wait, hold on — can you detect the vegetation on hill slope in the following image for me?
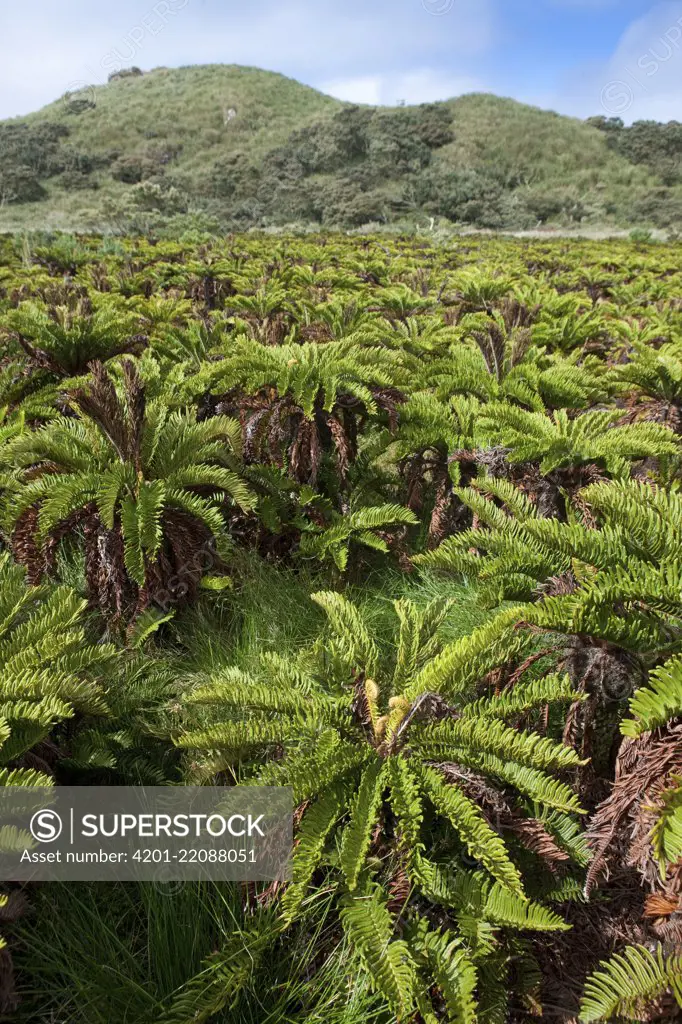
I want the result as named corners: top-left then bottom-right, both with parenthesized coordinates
top-left (1, 64), bottom-right (681, 234)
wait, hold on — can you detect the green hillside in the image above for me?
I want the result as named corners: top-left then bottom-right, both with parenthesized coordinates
top-left (0, 63), bottom-right (680, 233)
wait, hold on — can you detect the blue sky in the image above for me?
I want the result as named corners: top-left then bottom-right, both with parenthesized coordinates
top-left (1, 0), bottom-right (681, 121)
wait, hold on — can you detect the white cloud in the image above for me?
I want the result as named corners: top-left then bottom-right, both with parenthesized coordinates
top-left (559, 1), bottom-right (682, 121)
top-left (319, 69), bottom-right (485, 106)
top-left (0, 0), bottom-right (497, 120)
top-left (320, 77), bottom-right (384, 106)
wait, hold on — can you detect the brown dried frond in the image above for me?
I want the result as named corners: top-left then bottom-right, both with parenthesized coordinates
top-left (43, 507), bottom-right (93, 575)
top-left (562, 696), bottom-right (589, 753)
top-left (267, 397), bottom-right (297, 469)
top-left (145, 507), bottom-right (218, 611)
top-left (448, 448), bottom-right (478, 466)
top-left (83, 515), bottom-right (134, 624)
top-left (0, 947), bottom-right (18, 1015)
top-left (326, 414), bottom-right (353, 484)
top-left (531, 881), bottom-right (651, 1023)
top-left (549, 462), bottom-right (606, 498)
top-left (472, 445), bottom-right (512, 476)
top-left (448, 765), bottom-right (571, 871)
top-left (427, 476), bottom-right (453, 547)
top-left (510, 818), bottom-right (570, 869)
top-left (256, 879), bottom-right (283, 907)
top-left (644, 893), bottom-right (680, 918)
top-left (290, 418), bottom-right (322, 486)
top-left (15, 334), bottom-right (63, 376)
top-left (70, 360), bottom-right (129, 461)
top-left (351, 676), bottom-right (373, 733)
top-left (404, 456), bottom-right (426, 513)
top-left (0, 892), bottom-right (28, 924)
top-left (450, 766), bottom-right (511, 813)
top-left (373, 386), bottom-right (406, 433)
top-left (264, 313), bottom-right (290, 346)
top-left (387, 864), bottom-right (411, 916)
top-left (497, 296), bottom-right (541, 333)
top-left (122, 358), bottom-right (146, 468)
top-left (619, 394), bottom-right (682, 434)
top-left (12, 506), bottom-right (46, 583)
top-left (572, 491), bottom-right (599, 529)
top-left (472, 322), bottom-right (507, 381)
top-left (586, 724), bottom-right (682, 898)
top-left (506, 648), bottom-right (564, 689)
top-left (297, 323), bottom-right (333, 344)
top-left (509, 326), bottom-right (533, 368)
top-left (243, 407), bottom-right (272, 463)
top-left (534, 572), bottom-right (579, 598)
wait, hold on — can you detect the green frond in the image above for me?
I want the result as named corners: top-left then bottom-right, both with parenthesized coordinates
top-left (35, 472), bottom-right (100, 540)
top-left (579, 944), bottom-right (682, 1023)
top-left (462, 673), bottom-right (583, 720)
top-left (162, 918), bottom-right (277, 1024)
top-left (311, 591), bottom-right (379, 677)
top-left (420, 765), bottom-right (526, 896)
top-left (95, 463), bottom-right (135, 529)
top-left (393, 597), bottom-right (452, 690)
top-left (622, 654), bottom-right (682, 737)
top-left (0, 766), bottom-right (53, 787)
top-left (256, 733), bottom-right (371, 804)
top-left (415, 716), bottom-right (584, 773)
top-left (462, 753), bottom-right (585, 815)
top-left (339, 758), bottom-right (386, 890)
top-left (186, 668), bottom-right (329, 721)
top-left (483, 883), bottom-right (571, 932)
top-left (387, 755), bottom-right (425, 859)
top-left (281, 782), bottom-right (351, 924)
top-left (340, 891), bottom-right (418, 1019)
top-left (174, 720), bottom-right (294, 756)
top-left (649, 780), bottom-right (682, 878)
top-left (136, 479), bottom-right (167, 557)
top-left (406, 606), bottom-right (530, 699)
top-left (412, 922), bottom-right (478, 1024)
top-left (121, 494), bottom-right (146, 586)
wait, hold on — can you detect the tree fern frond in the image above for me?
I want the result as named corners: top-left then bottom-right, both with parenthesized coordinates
top-left (421, 765), bottom-right (526, 896)
top-left (311, 591), bottom-right (379, 677)
top-left (340, 891), bottom-right (418, 1019)
top-left (282, 782), bottom-right (351, 924)
top-left (339, 758), bottom-right (386, 890)
top-left (483, 883), bottom-right (571, 932)
top-left (579, 944), bottom-right (682, 1023)
top-left (622, 654), bottom-right (682, 737)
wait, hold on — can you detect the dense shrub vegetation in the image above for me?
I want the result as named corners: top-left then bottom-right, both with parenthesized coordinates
top-left (0, 230), bottom-right (681, 1022)
top-left (1, 65), bottom-right (681, 234)
top-left (587, 117), bottom-right (682, 185)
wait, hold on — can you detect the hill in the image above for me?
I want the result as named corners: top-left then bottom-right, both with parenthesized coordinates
top-left (0, 63), bottom-right (680, 234)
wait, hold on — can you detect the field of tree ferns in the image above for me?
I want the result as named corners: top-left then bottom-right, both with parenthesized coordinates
top-left (0, 230), bottom-right (681, 1024)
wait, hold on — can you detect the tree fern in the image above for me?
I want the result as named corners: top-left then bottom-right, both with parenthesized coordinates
top-left (177, 592), bottom-right (584, 1018)
top-left (1, 360), bottom-right (253, 625)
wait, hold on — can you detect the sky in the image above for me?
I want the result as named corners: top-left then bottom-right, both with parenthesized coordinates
top-left (1, 0), bottom-right (681, 122)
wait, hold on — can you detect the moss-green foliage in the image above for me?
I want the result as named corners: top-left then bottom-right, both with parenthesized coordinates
top-left (1, 65), bottom-right (680, 232)
top-left (0, 231), bottom-right (681, 1021)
